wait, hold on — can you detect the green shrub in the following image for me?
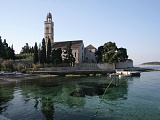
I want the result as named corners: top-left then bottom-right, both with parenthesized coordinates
top-left (17, 63), bottom-right (23, 72)
top-left (32, 64), bottom-right (40, 71)
top-left (0, 63), bottom-right (2, 71)
top-left (2, 60), bottom-right (14, 72)
top-left (21, 69), bottom-right (26, 73)
top-left (15, 53), bottom-right (33, 60)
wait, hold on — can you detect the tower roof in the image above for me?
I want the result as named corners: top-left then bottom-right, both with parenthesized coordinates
top-left (47, 12), bottom-right (52, 19)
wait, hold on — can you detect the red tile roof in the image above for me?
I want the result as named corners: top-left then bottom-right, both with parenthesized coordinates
top-left (85, 44), bottom-right (96, 49)
top-left (52, 40), bottom-right (83, 49)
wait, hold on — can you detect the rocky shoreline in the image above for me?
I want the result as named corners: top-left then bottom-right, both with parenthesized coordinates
top-left (0, 67), bottom-right (158, 83)
top-left (0, 74), bottom-right (57, 83)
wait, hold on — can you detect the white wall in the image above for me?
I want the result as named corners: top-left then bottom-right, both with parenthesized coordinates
top-left (77, 43), bottom-right (84, 63)
top-left (84, 48), bottom-right (96, 63)
top-left (72, 49), bottom-right (78, 63)
top-left (60, 43), bottom-right (84, 64)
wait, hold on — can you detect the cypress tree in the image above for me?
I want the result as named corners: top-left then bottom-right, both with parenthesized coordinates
top-left (2, 39), bottom-right (8, 59)
top-left (46, 38), bottom-right (51, 64)
top-left (33, 42), bottom-right (39, 64)
top-left (38, 49), bottom-right (42, 64)
top-left (0, 36), bottom-right (3, 58)
top-left (41, 38), bottom-right (46, 64)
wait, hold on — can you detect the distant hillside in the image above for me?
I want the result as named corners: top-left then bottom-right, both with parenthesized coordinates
top-left (141, 62), bottom-right (160, 65)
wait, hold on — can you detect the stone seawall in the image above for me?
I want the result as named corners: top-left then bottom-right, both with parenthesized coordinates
top-left (32, 70), bottom-right (115, 75)
top-left (43, 63), bottom-right (117, 71)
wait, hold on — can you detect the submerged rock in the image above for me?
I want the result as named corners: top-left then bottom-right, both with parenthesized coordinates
top-left (78, 82), bottom-right (116, 88)
top-left (0, 115), bottom-right (11, 120)
top-left (70, 88), bottom-right (105, 97)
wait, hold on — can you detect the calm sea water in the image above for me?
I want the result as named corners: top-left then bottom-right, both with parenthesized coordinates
top-left (0, 70), bottom-right (160, 120)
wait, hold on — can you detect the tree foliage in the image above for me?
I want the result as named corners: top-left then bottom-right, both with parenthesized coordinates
top-left (46, 38), bottom-right (51, 64)
top-left (32, 64), bottom-right (40, 71)
top-left (63, 41), bottom-right (75, 66)
top-left (95, 41), bottom-right (128, 64)
top-left (0, 36), bottom-right (15, 60)
top-left (17, 43), bottom-right (34, 60)
top-left (15, 53), bottom-right (33, 60)
top-left (40, 38), bottom-right (46, 64)
top-left (95, 46), bottom-right (103, 63)
top-left (20, 43), bottom-right (34, 54)
top-left (33, 42), bottom-right (39, 64)
top-left (51, 48), bottom-right (62, 65)
top-left (116, 48), bottom-right (128, 62)
top-left (103, 42), bottom-right (117, 52)
top-left (0, 62), bottom-right (2, 71)
top-left (17, 63), bottom-right (23, 72)
top-left (1, 60), bottom-right (14, 71)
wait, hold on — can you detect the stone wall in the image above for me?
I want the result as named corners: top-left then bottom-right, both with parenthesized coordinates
top-left (44, 63), bottom-right (100, 71)
top-left (44, 66), bottom-right (77, 71)
top-left (43, 63), bottom-right (116, 71)
top-left (76, 63), bottom-right (100, 70)
top-left (97, 63), bottom-right (115, 70)
top-left (115, 59), bottom-right (133, 69)
top-left (0, 59), bottom-right (133, 71)
top-left (0, 60), bottom-right (33, 68)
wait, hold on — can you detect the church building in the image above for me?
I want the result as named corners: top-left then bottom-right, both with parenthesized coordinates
top-left (44, 13), bottom-right (54, 45)
top-left (44, 13), bottom-right (96, 63)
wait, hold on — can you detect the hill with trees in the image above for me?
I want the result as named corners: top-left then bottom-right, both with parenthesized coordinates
top-left (141, 62), bottom-right (160, 65)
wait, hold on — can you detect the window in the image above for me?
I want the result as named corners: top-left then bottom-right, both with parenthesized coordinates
top-left (75, 52), bottom-right (76, 57)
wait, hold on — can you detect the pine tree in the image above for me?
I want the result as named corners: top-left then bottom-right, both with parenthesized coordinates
top-left (63, 41), bottom-right (75, 66)
top-left (0, 36), bottom-right (15, 60)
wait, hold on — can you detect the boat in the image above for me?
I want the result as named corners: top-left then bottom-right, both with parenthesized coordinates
top-left (129, 71), bottom-right (141, 77)
top-left (15, 72), bottom-right (22, 75)
top-left (1, 71), bottom-right (15, 75)
top-left (119, 74), bottom-right (131, 78)
top-left (116, 70), bottom-right (141, 77)
top-left (109, 73), bottom-right (119, 78)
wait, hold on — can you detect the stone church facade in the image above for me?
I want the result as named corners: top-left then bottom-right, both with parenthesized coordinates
top-left (52, 40), bottom-right (84, 63)
top-left (44, 13), bottom-right (96, 63)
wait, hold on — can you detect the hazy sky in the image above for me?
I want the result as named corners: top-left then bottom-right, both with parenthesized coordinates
top-left (0, 0), bottom-right (160, 65)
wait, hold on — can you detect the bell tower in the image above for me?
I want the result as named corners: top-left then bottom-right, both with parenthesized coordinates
top-left (44, 12), bottom-right (54, 44)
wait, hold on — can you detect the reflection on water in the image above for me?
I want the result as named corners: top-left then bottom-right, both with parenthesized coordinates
top-left (0, 72), bottom-right (160, 120)
top-left (0, 83), bottom-right (15, 113)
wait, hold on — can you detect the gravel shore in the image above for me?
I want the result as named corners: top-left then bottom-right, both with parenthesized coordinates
top-left (0, 74), bottom-right (55, 83)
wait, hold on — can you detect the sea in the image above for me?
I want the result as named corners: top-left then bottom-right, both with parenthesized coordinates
top-left (0, 65), bottom-right (160, 120)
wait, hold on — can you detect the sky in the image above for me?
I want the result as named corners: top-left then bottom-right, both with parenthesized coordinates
top-left (0, 0), bottom-right (160, 65)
